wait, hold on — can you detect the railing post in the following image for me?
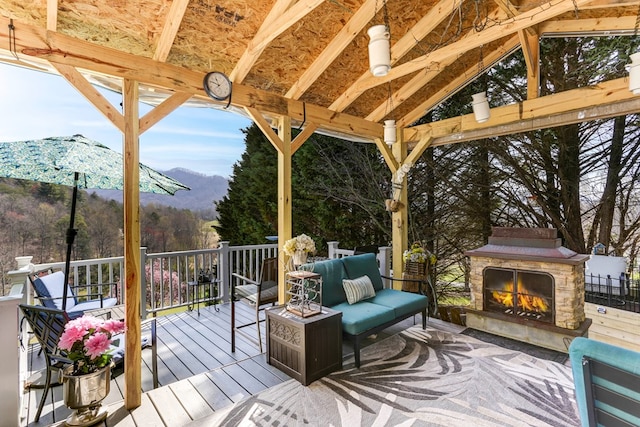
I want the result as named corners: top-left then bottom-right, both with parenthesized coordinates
top-left (140, 247), bottom-right (148, 320)
top-left (327, 241), bottom-right (339, 259)
top-left (218, 241), bottom-right (230, 302)
top-left (378, 246), bottom-right (392, 287)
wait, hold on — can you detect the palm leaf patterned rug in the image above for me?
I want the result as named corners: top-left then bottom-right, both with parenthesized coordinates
top-left (205, 326), bottom-right (579, 426)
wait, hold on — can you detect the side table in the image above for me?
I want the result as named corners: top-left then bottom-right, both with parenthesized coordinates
top-left (187, 278), bottom-right (220, 315)
top-left (266, 305), bottom-right (342, 385)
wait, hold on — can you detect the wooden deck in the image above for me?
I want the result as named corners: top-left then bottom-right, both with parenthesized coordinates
top-left (23, 303), bottom-right (461, 426)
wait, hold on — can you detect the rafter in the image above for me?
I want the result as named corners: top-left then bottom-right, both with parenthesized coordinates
top-left (538, 15), bottom-right (639, 34)
top-left (230, 0), bottom-right (324, 83)
top-left (153, 0), bottom-right (190, 62)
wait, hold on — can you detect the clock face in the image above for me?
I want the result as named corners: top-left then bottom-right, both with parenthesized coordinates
top-left (203, 72), bottom-right (232, 101)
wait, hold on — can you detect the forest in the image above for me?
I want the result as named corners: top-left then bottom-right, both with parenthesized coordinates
top-left (0, 178), bottom-right (219, 277)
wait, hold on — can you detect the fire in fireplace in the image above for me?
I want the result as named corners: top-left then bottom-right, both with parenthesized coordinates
top-left (483, 267), bottom-right (554, 323)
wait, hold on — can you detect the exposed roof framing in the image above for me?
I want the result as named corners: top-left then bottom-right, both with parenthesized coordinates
top-left (0, 0), bottom-right (639, 141)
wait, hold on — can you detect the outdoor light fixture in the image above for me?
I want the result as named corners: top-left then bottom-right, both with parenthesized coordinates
top-left (384, 120), bottom-right (396, 146)
top-left (368, 25), bottom-right (391, 77)
top-left (628, 52), bottom-right (640, 94)
top-left (471, 91), bottom-right (490, 123)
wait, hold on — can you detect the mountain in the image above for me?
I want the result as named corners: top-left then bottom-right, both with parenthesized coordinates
top-left (90, 168), bottom-right (228, 216)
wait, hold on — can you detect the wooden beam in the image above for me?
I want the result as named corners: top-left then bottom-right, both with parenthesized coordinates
top-left (244, 107), bottom-right (284, 152)
top-left (519, 29), bottom-right (540, 100)
top-left (52, 63), bottom-right (125, 133)
top-left (139, 91), bottom-right (192, 134)
top-left (291, 123), bottom-right (318, 154)
top-left (231, 0), bottom-right (323, 83)
top-left (122, 79), bottom-right (142, 410)
top-left (0, 16), bottom-right (380, 141)
top-left (277, 116), bottom-right (293, 304)
top-left (404, 78), bottom-right (639, 145)
top-left (376, 137), bottom-right (400, 172)
top-left (538, 16), bottom-right (639, 34)
top-left (152, 0), bottom-right (190, 62)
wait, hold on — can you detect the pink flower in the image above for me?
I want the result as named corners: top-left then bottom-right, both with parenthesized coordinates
top-left (102, 319), bottom-right (126, 335)
top-left (84, 332), bottom-right (112, 359)
top-left (59, 327), bottom-right (86, 351)
top-left (57, 315), bottom-right (126, 374)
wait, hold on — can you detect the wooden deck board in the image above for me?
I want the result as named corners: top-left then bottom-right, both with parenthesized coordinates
top-left (23, 303), bottom-right (442, 426)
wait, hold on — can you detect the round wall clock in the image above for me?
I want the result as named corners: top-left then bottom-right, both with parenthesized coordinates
top-left (203, 71), bottom-right (232, 101)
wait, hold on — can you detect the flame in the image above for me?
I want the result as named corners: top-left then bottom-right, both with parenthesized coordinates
top-left (491, 280), bottom-right (549, 314)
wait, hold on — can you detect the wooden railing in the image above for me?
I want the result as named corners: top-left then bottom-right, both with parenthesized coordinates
top-left (14, 241), bottom-right (391, 318)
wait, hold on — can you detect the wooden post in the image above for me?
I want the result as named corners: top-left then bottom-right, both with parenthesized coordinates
top-left (122, 79), bottom-right (142, 409)
top-left (391, 127), bottom-right (408, 287)
top-left (277, 116), bottom-right (292, 304)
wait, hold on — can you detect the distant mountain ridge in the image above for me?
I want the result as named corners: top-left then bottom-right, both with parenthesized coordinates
top-left (91, 168), bottom-right (228, 216)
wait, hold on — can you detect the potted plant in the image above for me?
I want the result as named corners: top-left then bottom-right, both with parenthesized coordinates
top-left (283, 234), bottom-right (316, 267)
top-left (402, 242), bottom-right (436, 293)
top-left (58, 315), bottom-right (126, 426)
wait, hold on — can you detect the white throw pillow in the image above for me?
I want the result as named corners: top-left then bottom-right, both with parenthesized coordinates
top-left (342, 275), bottom-right (376, 304)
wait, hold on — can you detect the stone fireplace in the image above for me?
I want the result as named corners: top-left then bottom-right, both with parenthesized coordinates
top-left (465, 227), bottom-right (591, 353)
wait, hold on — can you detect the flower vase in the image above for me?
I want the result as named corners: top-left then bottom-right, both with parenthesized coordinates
top-left (292, 250), bottom-right (308, 267)
top-left (62, 364), bottom-right (111, 426)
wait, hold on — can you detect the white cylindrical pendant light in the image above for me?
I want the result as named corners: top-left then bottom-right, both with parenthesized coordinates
top-left (368, 25), bottom-right (391, 77)
top-left (384, 119), bottom-right (396, 146)
top-left (472, 91), bottom-right (490, 123)
top-left (628, 52), bottom-right (640, 95)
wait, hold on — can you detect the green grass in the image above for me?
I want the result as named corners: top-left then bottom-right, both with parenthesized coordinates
top-left (438, 294), bottom-right (471, 306)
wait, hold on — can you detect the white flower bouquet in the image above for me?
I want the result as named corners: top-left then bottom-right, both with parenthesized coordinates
top-left (283, 234), bottom-right (316, 256)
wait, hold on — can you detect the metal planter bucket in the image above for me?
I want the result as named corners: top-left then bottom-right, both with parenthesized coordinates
top-left (62, 364), bottom-right (111, 426)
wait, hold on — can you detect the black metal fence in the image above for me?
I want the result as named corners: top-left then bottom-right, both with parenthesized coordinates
top-left (585, 270), bottom-right (640, 313)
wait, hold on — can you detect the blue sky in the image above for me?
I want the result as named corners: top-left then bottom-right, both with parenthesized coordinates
top-left (0, 63), bottom-right (251, 177)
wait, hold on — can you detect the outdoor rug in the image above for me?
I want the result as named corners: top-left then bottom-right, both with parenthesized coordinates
top-left (203, 326), bottom-right (580, 426)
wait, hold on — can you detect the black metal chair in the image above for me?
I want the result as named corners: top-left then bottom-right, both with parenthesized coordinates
top-left (19, 304), bottom-right (72, 422)
top-left (231, 257), bottom-right (279, 353)
top-left (29, 270), bottom-right (119, 319)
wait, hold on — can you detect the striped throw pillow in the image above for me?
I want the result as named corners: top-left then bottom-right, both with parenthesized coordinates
top-left (342, 275), bottom-right (376, 304)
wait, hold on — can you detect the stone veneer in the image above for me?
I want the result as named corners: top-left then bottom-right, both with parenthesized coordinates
top-left (469, 255), bottom-right (586, 330)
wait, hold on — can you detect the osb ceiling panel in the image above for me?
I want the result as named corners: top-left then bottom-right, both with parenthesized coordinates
top-left (174, 0), bottom-right (274, 74)
top-left (244, 0), bottom-right (365, 96)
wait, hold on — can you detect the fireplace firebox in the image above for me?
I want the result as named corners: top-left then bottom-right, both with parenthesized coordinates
top-left (483, 267), bottom-right (554, 324)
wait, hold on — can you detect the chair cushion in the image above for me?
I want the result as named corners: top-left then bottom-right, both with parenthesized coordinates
top-left (369, 289), bottom-right (428, 318)
top-left (342, 253), bottom-right (384, 291)
top-left (300, 258), bottom-right (349, 307)
top-left (331, 301), bottom-right (395, 336)
top-left (342, 275), bottom-right (376, 304)
top-left (33, 271), bottom-right (76, 310)
top-left (66, 298), bottom-right (119, 319)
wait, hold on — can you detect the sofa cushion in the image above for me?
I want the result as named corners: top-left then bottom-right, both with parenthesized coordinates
top-left (300, 258), bottom-right (349, 307)
top-left (343, 275), bottom-right (376, 304)
top-left (341, 253), bottom-right (384, 291)
top-left (332, 301), bottom-right (396, 336)
top-left (370, 289), bottom-right (428, 318)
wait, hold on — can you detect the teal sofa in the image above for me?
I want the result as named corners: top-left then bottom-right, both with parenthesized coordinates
top-left (301, 253), bottom-right (428, 368)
